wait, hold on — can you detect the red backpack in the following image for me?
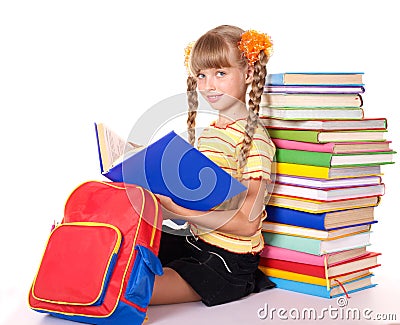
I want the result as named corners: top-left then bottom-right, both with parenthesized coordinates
top-left (28, 181), bottom-right (163, 324)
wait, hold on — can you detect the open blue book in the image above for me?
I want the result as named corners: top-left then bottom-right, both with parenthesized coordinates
top-left (95, 123), bottom-right (247, 211)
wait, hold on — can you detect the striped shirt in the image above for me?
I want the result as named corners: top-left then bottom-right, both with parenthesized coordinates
top-left (191, 118), bottom-right (276, 254)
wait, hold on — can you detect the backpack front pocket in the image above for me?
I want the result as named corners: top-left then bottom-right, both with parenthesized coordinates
top-left (31, 222), bottom-right (122, 306)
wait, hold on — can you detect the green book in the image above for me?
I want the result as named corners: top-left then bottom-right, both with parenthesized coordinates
top-left (275, 148), bottom-right (395, 167)
top-left (262, 232), bottom-right (371, 256)
top-left (267, 128), bottom-right (387, 143)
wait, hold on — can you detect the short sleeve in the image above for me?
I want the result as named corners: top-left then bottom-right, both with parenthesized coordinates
top-left (237, 126), bottom-right (275, 181)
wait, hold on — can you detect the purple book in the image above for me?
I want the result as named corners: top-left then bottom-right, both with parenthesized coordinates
top-left (264, 84), bottom-right (365, 94)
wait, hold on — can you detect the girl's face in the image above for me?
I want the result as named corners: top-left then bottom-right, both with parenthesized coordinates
top-left (196, 64), bottom-right (252, 112)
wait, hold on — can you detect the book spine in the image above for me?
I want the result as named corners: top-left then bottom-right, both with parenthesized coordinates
top-left (275, 148), bottom-right (333, 167)
top-left (267, 277), bottom-right (331, 298)
top-left (272, 139), bottom-right (335, 153)
top-left (266, 73), bottom-right (285, 85)
top-left (265, 206), bottom-right (327, 230)
top-left (272, 183), bottom-right (385, 202)
top-left (262, 232), bottom-right (321, 255)
top-left (260, 245), bottom-right (326, 265)
top-left (260, 258), bottom-right (325, 278)
top-left (259, 266), bottom-right (327, 285)
top-left (269, 275), bottom-right (375, 298)
top-left (94, 123), bottom-right (105, 174)
top-left (262, 117), bottom-right (387, 131)
top-left (268, 194), bottom-right (381, 214)
top-left (263, 85), bottom-right (366, 94)
top-left (268, 129), bottom-right (319, 143)
top-left (261, 93), bottom-right (363, 108)
top-left (274, 162), bottom-right (330, 179)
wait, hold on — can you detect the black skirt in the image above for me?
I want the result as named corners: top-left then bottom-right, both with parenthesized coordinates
top-left (158, 231), bottom-right (276, 307)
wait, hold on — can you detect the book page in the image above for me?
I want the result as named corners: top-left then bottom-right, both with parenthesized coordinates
top-left (111, 144), bottom-right (144, 168)
top-left (97, 123), bottom-right (127, 172)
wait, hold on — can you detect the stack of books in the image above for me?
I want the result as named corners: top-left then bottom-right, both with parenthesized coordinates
top-left (259, 72), bottom-right (395, 298)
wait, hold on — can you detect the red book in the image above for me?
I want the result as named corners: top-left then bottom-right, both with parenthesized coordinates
top-left (259, 251), bottom-right (381, 279)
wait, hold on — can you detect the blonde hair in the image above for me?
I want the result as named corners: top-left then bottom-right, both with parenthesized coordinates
top-left (186, 25), bottom-right (270, 179)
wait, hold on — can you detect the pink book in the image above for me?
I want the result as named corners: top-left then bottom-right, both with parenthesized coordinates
top-left (260, 245), bottom-right (369, 266)
top-left (272, 138), bottom-right (392, 154)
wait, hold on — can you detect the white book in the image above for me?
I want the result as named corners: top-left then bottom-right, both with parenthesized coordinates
top-left (274, 175), bottom-right (382, 189)
top-left (260, 107), bottom-right (364, 120)
top-left (272, 183), bottom-right (385, 201)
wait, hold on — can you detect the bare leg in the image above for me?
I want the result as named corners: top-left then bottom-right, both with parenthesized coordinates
top-left (150, 267), bottom-right (201, 305)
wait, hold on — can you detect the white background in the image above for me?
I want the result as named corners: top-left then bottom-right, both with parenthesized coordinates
top-left (0, 0), bottom-right (399, 324)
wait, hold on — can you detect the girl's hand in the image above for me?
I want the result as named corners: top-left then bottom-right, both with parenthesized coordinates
top-left (155, 194), bottom-right (183, 219)
top-left (155, 193), bottom-right (173, 208)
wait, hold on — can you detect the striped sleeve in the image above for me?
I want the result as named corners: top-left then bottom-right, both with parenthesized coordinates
top-left (238, 126), bottom-right (276, 181)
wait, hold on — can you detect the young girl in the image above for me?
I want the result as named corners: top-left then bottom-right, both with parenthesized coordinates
top-left (152, 25), bottom-right (276, 307)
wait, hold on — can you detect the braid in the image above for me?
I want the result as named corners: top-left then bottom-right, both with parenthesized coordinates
top-left (249, 51), bottom-right (268, 116)
top-left (237, 51), bottom-right (269, 178)
top-left (186, 75), bottom-right (198, 146)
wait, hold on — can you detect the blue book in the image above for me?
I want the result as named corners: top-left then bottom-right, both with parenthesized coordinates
top-left (265, 206), bottom-right (377, 230)
top-left (269, 274), bottom-right (376, 298)
top-left (95, 123), bottom-right (247, 211)
top-left (266, 72), bottom-right (364, 86)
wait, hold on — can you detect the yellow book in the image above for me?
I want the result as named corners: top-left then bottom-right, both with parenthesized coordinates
top-left (266, 194), bottom-right (381, 213)
top-left (258, 266), bottom-right (372, 287)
